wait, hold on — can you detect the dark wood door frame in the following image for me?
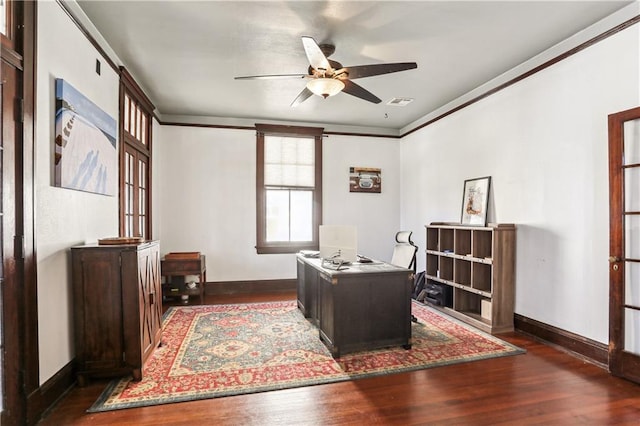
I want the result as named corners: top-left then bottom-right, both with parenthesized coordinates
top-left (1, 1), bottom-right (38, 425)
top-left (608, 105), bottom-right (640, 384)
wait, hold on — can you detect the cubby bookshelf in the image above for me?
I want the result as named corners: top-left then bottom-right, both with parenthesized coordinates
top-left (424, 222), bottom-right (516, 334)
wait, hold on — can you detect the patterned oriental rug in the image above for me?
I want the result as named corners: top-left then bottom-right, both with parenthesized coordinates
top-left (89, 300), bottom-right (524, 412)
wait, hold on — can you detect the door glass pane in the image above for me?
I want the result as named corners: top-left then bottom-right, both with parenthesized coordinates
top-left (624, 262), bottom-right (640, 307)
top-left (623, 119), bottom-right (640, 165)
top-left (141, 114), bottom-right (147, 145)
top-left (290, 190), bottom-right (312, 241)
top-left (624, 215), bottom-right (640, 259)
top-left (624, 308), bottom-right (640, 355)
top-left (124, 95), bottom-right (130, 133)
top-left (266, 189), bottom-right (289, 242)
top-left (624, 167), bottom-right (640, 212)
top-left (139, 215), bottom-right (145, 239)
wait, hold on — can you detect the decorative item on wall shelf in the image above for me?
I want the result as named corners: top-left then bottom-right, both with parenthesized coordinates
top-left (349, 167), bottom-right (381, 193)
top-left (54, 79), bottom-right (118, 196)
top-left (461, 176), bottom-right (491, 226)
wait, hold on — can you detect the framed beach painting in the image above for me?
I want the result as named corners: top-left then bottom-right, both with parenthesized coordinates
top-left (54, 79), bottom-right (117, 196)
top-left (461, 176), bottom-right (491, 226)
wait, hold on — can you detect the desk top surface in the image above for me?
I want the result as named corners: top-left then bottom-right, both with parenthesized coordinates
top-left (297, 253), bottom-right (412, 277)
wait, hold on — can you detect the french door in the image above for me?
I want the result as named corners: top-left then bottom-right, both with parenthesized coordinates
top-left (608, 106), bottom-right (640, 383)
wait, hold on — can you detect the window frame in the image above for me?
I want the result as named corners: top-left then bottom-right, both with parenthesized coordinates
top-left (256, 123), bottom-right (323, 254)
top-left (119, 67), bottom-right (154, 239)
top-left (0, 0), bottom-right (13, 45)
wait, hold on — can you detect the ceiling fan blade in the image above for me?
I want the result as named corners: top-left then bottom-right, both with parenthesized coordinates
top-left (342, 80), bottom-right (381, 104)
top-left (301, 36), bottom-right (331, 71)
top-left (290, 87), bottom-right (314, 107)
top-left (235, 74), bottom-right (309, 80)
top-left (342, 62), bottom-right (417, 80)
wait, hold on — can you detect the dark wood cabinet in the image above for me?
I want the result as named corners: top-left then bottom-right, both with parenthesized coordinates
top-left (71, 241), bottom-right (162, 385)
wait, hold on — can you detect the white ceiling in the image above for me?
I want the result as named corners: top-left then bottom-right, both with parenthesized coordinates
top-left (75, 1), bottom-right (634, 133)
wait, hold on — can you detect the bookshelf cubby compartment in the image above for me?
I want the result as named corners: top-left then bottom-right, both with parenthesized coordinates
top-left (440, 228), bottom-right (454, 252)
top-left (454, 228), bottom-right (471, 256)
top-left (426, 228), bottom-right (439, 251)
top-left (439, 256), bottom-right (454, 281)
top-left (472, 262), bottom-right (492, 293)
top-left (473, 229), bottom-right (493, 259)
top-left (424, 222), bottom-right (516, 334)
top-left (454, 259), bottom-right (471, 286)
top-left (454, 289), bottom-right (482, 317)
top-left (426, 254), bottom-right (438, 277)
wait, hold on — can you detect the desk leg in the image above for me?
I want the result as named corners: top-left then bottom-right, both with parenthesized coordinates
top-left (199, 270), bottom-right (206, 304)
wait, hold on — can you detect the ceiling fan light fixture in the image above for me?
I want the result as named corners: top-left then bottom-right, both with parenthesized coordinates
top-left (306, 78), bottom-right (345, 98)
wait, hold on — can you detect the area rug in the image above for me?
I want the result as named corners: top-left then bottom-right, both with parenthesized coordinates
top-left (88, 300), bottom-right (524, 412)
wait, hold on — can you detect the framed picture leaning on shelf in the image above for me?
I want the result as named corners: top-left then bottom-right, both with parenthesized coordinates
top-left (461, 176), bottom-right (491, 226)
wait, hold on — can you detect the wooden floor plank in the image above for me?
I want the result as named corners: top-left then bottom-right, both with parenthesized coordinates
top-left (37, 292), bottom-right (640, 425)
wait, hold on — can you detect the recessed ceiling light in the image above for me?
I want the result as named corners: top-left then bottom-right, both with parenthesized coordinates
top-left (386, 97), bottom-right (414, 106)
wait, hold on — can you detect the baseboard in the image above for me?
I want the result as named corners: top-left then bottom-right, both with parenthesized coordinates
top-left (26, 360), bottom-right (75, 425)
top-left (514, 314), bottom-right (609, 368)
top-left (205, 279), bottom-right (296, 295)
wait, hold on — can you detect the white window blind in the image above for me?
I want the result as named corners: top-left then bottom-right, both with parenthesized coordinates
top-left (264, 136), bottom-right (315, 187)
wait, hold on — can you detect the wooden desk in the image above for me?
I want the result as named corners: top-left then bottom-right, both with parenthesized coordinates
top-left (161, 253), bottom-right (206, 304)
top-left (296, 254), bottom-right (413, 357)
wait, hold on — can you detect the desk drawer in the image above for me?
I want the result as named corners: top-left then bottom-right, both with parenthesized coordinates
top-left (161, 259), bottom-right (203, 274)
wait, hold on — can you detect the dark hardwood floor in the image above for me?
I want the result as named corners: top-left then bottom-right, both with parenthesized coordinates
top-left (38, 292), bottom-right (640, 425)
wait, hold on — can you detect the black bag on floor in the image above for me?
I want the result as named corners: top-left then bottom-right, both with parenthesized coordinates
top-left (412, 271), bottom-right (426, 300)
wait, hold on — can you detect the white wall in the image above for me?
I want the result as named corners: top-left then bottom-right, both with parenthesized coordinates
top-left (323, 135), bottom-right (402, 262)
top-left (155, 127), bottom-right (402, 281)
top-left (400, 25), bottom-right (640, 344)
top-left (36, 1), bottom-right (120, 384)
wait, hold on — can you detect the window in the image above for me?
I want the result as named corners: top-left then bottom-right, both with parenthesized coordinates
top-left (1, 0), bottom-right (7, 36)
top-left (256, 124), bottom-right (323, 254)
top-left (0, 0), bottom-right (14, 49)
top-left (119, 67), bottom-right (154, 239)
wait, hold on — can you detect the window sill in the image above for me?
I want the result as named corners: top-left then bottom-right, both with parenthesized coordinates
top-left (256, 244), bottom-right (318, 255)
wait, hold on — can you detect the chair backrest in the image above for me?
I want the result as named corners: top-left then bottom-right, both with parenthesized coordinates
top-left (390, 231), bottom-right (417, 272)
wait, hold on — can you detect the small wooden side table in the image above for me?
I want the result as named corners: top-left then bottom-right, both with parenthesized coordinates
top-left (161, 252), bottom-right (206, 304)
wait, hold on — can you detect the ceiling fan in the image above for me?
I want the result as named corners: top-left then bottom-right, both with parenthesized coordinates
top-left (234, 36), bottom-right (418, 107)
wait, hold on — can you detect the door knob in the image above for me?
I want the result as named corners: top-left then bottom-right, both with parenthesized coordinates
top-left (608, 256), bottom-right (620, 263)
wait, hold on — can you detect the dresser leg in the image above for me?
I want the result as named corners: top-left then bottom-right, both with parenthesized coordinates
top-left (132, 368), bottom-right (142, 381)
top-left (77, 374), bottom-right (88, 387)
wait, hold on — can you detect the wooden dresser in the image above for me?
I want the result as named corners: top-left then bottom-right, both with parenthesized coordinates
top-left (71, 241), bottom-right (162, 385)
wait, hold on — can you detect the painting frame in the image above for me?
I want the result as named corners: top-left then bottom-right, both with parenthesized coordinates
top-left (460, 176), bottom-right (491, 226)
top-left (349, 167), bottom-right (381, 193)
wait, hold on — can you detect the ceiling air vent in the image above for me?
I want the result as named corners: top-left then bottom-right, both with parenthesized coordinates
top-left (386, 97), bottom-right (414, 106)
